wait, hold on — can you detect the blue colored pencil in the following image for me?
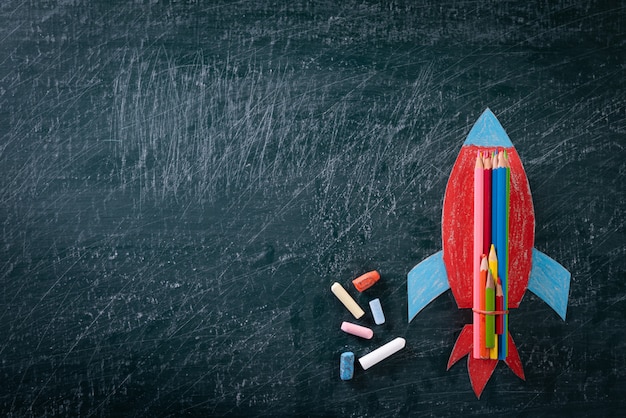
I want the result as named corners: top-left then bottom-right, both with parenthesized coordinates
top-left (496, 152), bottom-right (508, 359)
top-left (491, 150), bottom-right (498, 248)
top-left (503, 150), bottom-right (511, 358)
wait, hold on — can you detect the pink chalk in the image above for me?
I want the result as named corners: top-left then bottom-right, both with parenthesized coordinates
top-left (341, 321), bottom-right (374, 339)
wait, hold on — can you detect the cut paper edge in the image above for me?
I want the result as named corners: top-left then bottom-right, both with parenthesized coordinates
top-left (528, 248), bottom-right (571, 320)
top-left (468, 353), bottom-right (498, 398)
top-left (463, 108), bottom-right (514, 148)
top-left (407, 251), bottom-right (450, 322)
top-left (504, 332), bottom-right (525, 381)
top-left (447, 324), bottom-right (473, 370)
top-left (448, 326), bottom-right (525, 397)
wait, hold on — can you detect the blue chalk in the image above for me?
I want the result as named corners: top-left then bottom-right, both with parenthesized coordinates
top-left (340, 352), bottom-right (355, 380)
top-left (369, 298), bottom-right (385, 325)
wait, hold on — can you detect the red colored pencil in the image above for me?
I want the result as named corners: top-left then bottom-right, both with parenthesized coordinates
top-left (495, 277), bottom-right (503, 335)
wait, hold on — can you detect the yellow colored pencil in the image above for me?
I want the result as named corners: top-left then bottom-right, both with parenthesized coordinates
top-left (488, 244), bottom-right (498, 282)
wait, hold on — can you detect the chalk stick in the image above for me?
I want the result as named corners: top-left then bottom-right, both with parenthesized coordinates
top-left (340, 352), bottom-right (355, 380)
top-left (358, 337), bottom-right (406, 370)
top-left (369, 298), bottom-right (385, 325)
top-left (330, 282), bottom-right (365, 319)
top-left (352, 270), bottom-right (380, 292)
top-left (341, 321), bottom-right (374, 339)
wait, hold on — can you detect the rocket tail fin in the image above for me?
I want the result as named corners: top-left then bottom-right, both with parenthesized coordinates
top-left (447, 324), bottom-right (497, 398)
top-left (448, 326), bottom-right (525, 398)
top-left (407, 251), bottom-right (450, 322)
top-left (447, 324), bottom-right (473, 370)
top-left (504, 332), bottom-right (525, 381)
top-left (528, 248), bottom-right (571, 320)
top-left (467, 352), bottom-right (498, 398)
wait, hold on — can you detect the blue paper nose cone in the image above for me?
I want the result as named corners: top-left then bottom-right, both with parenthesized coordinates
top-left (463, 108), bottom-right (514, 148)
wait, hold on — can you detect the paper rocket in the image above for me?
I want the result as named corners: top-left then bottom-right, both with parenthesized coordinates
top-left (407, 108), bottom-right (571, 397)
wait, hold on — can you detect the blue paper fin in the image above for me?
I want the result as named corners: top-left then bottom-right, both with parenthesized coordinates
top-left (408, 251), bottom-right (450, 322)
top-left (527, 248), bottom-right (571, 320)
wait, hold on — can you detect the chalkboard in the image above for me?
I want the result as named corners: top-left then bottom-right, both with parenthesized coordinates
top-left (1, 1), bottom-right (624, 416)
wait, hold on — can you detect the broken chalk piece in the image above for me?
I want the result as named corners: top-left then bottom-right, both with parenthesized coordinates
top-left (341, 321), bottom-right (374, 339)
top-left (331, 282), bottom-right (365, 319)
top-left (352, 270), bottom-right (381, 292)
top-left (358, 337), bottom-right (406, 370)
top-left (369, 298), bottom-right (385, 325)
top-left (340, 351), bottom-right (355, 380)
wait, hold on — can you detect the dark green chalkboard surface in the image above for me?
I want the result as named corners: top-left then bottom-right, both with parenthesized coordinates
top-left (1, 1), bottom-right (624, 416)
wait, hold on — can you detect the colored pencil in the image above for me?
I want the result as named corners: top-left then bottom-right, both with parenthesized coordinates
top-left (482, 152), bottom-right (492, 257)
top-left (496, 151), bottom-right (508, 360)
top-left (491, 150), bottom-right (499, 248)
top-left (490, 330), bottom-right (499, 360)
top-left (487, 244), bottom-right (498, 356)
top-left (479, 255), bottom-right (489, 358)
top-left (488, 244), bottom-right (498, 283)
top-left (485, 269), bottom-right (495, 349)
top-left (503, 151), bottom-right (511, 357)
top-left (472, 153), bottom-right (484, 359)
top-left (495, 277), bottom-right (503, 335)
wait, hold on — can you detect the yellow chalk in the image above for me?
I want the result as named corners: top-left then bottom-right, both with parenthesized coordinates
top-left (331, 282), bottom-right (365, 319)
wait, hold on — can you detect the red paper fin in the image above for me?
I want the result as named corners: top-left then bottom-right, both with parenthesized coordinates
top-left (467, 355), bottom-right (498, 398)
top-left (504, 332), bottom-right (525, 381)
top-left (447, 325), bottom-right (473, 370)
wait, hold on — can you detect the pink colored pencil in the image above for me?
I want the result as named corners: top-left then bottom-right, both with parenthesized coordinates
top-left (472, 152), bottom-right (484, 359)
top-left (481, 151), bottom-right (492, 359)
top-left (482, 151), bottom-right (492, 256)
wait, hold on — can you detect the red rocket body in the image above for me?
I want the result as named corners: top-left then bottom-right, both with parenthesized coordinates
top-left (442, 146), bottom-right (533, 310)
top-left (407, 109), bottom-right (571, 398)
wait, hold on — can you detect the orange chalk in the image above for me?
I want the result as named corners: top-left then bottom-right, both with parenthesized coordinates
top-left (352, 271), bottom-right (381, 292)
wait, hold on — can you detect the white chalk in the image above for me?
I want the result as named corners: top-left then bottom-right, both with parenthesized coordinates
top-left (369, 298), bottom-right (385, 325)
top-left (330, 282), bottom-right (365, 319)
top-left (358, 337), bottom-right (406, 370)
